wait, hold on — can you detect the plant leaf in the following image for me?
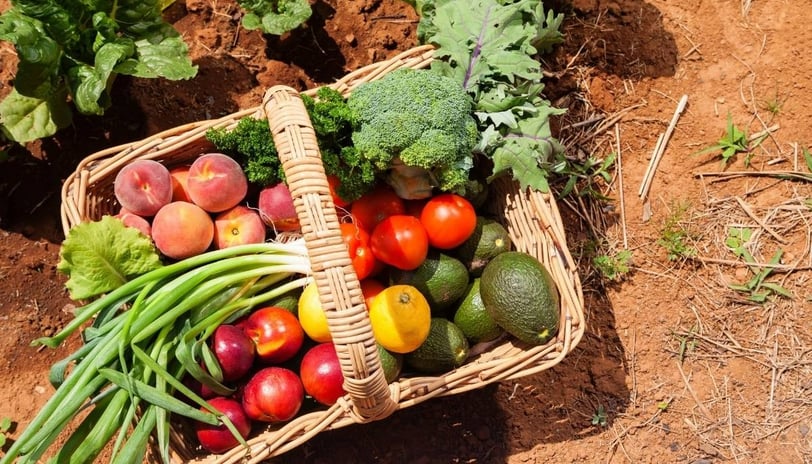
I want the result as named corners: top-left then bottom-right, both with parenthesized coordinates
top-left (57, 216), bottom-right (163, 301)
top-left (0, 88), bottom-right (72, 142)
top-left (238, 0), bottom-right (313, 35)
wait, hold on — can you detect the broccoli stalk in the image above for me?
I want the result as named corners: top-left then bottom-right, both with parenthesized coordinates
top-left (347, 68), bottom-right (480, 199)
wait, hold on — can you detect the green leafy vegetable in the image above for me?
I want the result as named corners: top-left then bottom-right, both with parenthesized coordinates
top-left (57, 216), bottom-right (163, 300)
top-left (303, 87), bottom-right (377, 202)
top-left (0, 0), bottom-right (197, 143)
top-left (206, 117), bottom-right (285, 187)
top-left (414, 0), bottom-right (567, 192)
top-left (347, 68), bottom-right (479, 198)
top-left (238, 0), bottom-right (312, 35)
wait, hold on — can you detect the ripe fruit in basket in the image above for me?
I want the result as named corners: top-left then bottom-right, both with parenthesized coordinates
top-left (195, 397), bottom-right (252, 454)
top-left (213, 205), bottom-right (266, 249)
top-left (242, 367), bottom-right (304, 423)
top-left (113, 159), bottom-right (173, 217)
top-left (151, 201), bottom-right (214, 260)
top-left (115, 208), bottom-right (152, 237)
top-left (420, 193), bottom-right (477, 249)
top-left (186, 153), bottom-right (248, 213)
top-left (368, 284), bottom-right (431, 354)
top-left (389, 251), bottom-right (469, 316)
top-left (258, 182), bottom-right (300, 232)
top-left (297, 281), bottom-right (331, 343)
top-left (450, 216), bottom-right (512, 277)
top-left (340, 222), bottom-right (377, 280)
top-left (360, 278), bottom-right (385, 310)
top-left (370, 215), bottom-right (429, 271)
top-left (377, 343), bottom-right (403, 383)
top-left (452, 278), bottom-right (504, 344)
top-left (169, 165), bottom-right (193, 202)
top-left (300, 342), bottom-right (345, 406)
top-left (350, 185), bottom-right (405, 231)
top-left (404, 318), bottom-right (469, 374)
top-left (480, 251), bottom-right (560, 346)
top-left (242, 306), bottom-right (305, 364)
top-left (212, 324), bottom-right (256, 382)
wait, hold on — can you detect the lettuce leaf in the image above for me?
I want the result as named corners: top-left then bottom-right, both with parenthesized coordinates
top-left (57, 216), bottom-right (163, 301)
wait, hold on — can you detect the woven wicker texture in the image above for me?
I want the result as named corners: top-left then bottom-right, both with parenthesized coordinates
top-left (59, 45), bottom-right (585, 463)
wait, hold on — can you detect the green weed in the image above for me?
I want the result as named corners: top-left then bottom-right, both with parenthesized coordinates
top-left (593, 249), bottom-right (633, 282)
top-left (725, 227), bottom-right (793, 303)
top-left (591, 405), bottom-right (608, 427)
top-left (557, 151), bottom-right (616, 200)
top-left (657, 202), bottom-right (696, 261)
top-left (694, 114), bottom-right (767, 167)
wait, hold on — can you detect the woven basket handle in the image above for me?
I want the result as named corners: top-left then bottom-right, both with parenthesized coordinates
top-left (262, 86), bottom-right (397, 422)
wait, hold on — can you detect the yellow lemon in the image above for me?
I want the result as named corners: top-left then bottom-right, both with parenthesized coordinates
top-left (368, 285), bottom-right (431, 354)
top-left (298, 281), bottom-right (332, 343)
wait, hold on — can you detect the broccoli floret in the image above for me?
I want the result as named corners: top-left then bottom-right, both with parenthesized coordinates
top-left (348, 68), bottom-right (479, 198)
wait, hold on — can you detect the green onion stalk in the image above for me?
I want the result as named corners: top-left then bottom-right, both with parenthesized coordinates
top-left (1, 241), bottom-right (312, 464)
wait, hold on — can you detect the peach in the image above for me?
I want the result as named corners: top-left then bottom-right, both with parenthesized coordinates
top-left (151, 201), bottom-right (214, 260)
top-left (169, 165), bottom-right (193, 202)
top-left (115, 208), bottom-right (152, 237)
top-left (186, 153), bottom-right (248, 213)
top-left (113, 159), bottom-right (173, 216)
top-left (213, 206), bottom-right (266, 249)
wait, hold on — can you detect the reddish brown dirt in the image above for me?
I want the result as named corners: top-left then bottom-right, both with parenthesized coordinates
top-left (2, 0), bottom-right (811, 463)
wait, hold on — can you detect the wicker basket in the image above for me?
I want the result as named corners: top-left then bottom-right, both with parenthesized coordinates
top-left (60, 45), bottom-right (585, 463)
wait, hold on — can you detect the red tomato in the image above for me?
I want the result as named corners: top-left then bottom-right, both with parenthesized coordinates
top-left (326, 175), bottom-right (351, 209)
top-left (339, 222), bottom-right (377, 280)
top-left (350, 186), bottom-right (406, 232)
top-left (370, 215), bottom-right (429, 270)
top-left (420, 193), bottom-right (477, 249)
top-left (359, 278), bottom-right (386, 310)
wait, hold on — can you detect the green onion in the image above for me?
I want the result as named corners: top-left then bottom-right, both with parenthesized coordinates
top-left (1, 240), bottom-right (312, 464)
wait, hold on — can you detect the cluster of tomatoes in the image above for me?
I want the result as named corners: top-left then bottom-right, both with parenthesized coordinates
top-left (329, 177), bottom-right (479, 276)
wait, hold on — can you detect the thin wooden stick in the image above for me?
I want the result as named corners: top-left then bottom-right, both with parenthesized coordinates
top-left (615, 123), bottom-right (629, 249)
top-left (734, 197), bottom-right (788, 244)
top-left (639, 94), bottom-right (689, 200)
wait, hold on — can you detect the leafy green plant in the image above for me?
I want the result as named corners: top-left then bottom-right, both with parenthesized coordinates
top-left (414, 0), bottom-right (567, 193)
top-left (591, 405), bottom-right (608, 427)
top-left (0, 0), bottom-right (316, 144)
top-left (237, 0), bottom-right (312, 36)
top-left (725, 227), bottom-right (793, 303)
top-left (558, 151), bottom-right (616, 200)
top-left (693, 114), bottom-right (767, 167)
top-left (656, 202), bottom-right (696, 261)
top-left (0, 0), bottom-right (198, 143)
top-left (593, 249), bottom-right (632, 282)
top-left (0, 417), bottom-right (13, 451)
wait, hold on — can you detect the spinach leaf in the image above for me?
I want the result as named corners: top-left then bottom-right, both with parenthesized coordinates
top-left (0, 0), bottom-right (197, 143)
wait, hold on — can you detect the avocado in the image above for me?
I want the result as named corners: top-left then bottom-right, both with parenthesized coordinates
top-left (451, 216), bottom-right (511, 276)
top-left (452, 278), bottom-right (504, 344)
top-left (377, 343), bottom-right (404, 383)
top-left (479, 251), bottom-right (560, 345)
top-left (404, 318), bottom-right (469, 374)
top-left (389, 251), bottom-right (469, 316)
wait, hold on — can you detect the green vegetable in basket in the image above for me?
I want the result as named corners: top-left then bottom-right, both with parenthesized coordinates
top-left (347, 68), bottom-right (480, 199)
top-left (57, 216), bottom-right (163, 301)
top-left (410, 0), bottom-right (568, 193)
top-left (0, 241), bottom-right (312, 464)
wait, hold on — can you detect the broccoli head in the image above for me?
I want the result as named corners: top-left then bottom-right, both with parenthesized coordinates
top-left (347, 68), bottom-right (479, 198)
